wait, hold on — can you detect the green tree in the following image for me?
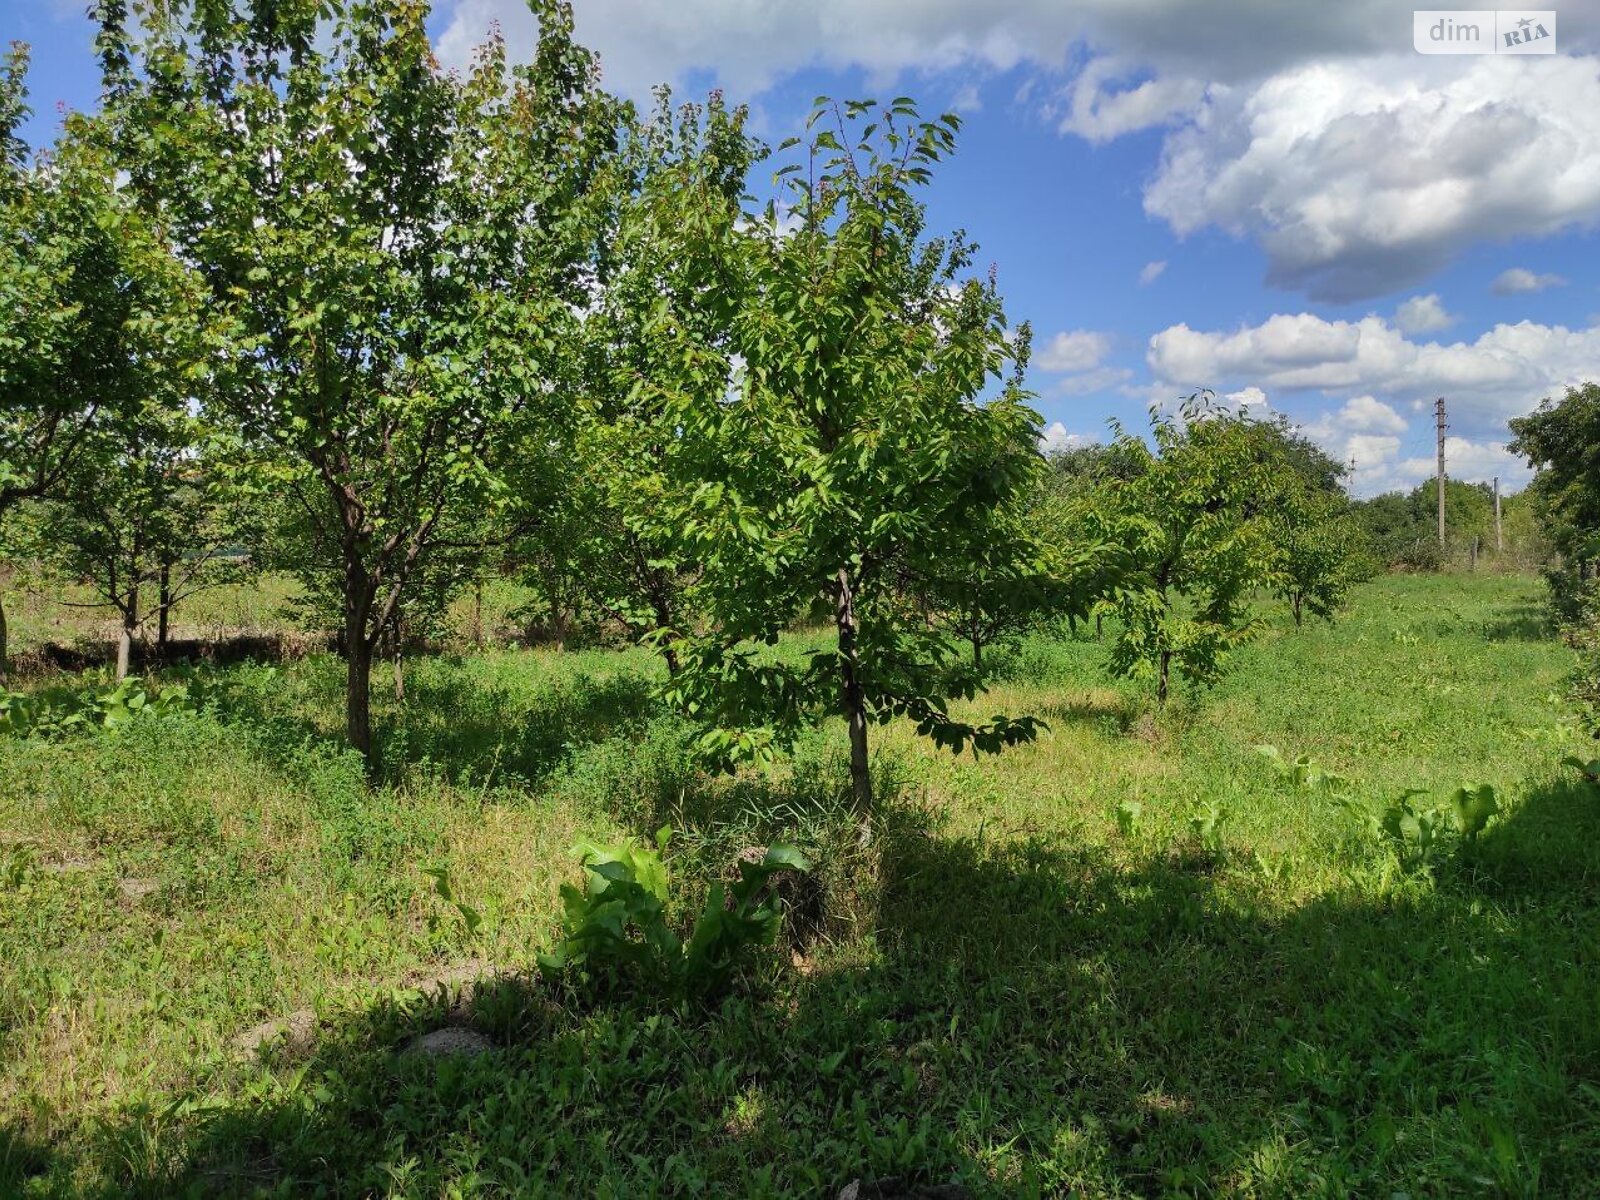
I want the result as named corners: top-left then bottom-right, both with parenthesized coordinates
top-left (97, 0), bottom-right (616, 758)
top-left (1, 51), bottom-right (203, 682)
top-left (1103, 399), bottom-right (1287, 705)
top-left (1510, 382), bottom-right (1600, 566)
top-left (520, 89), bottom-right (761, 671)
top-left (1257, 418), bottom-right (1350, 495)
top-left (916, 410), bottom-right (1124, 672)
top-left (657, 98), bottom-right (1044, 810)
top-left (33, 408), bottom-right (252, 678)
top-left (1271, 483), bottom-right (1371, 627)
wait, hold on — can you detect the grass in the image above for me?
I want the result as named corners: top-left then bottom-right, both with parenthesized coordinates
top-left (2, 572), bottom-right (1598, 1196)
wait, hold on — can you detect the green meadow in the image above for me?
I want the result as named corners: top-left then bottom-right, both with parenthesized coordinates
top-left (3, 571), bottom-right (1597, 1197)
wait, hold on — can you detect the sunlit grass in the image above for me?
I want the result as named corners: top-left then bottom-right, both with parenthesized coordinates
top-left (3, 571), bottom-right (1596, 1196)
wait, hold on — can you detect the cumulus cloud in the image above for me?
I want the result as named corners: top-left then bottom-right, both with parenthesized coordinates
top-left (1387, 436), bottom-right (1527, 495)
top-left (1139, 260), bottom-right (1167, 286)
top-left (1394, 293), bottom-right (1455, 334)
top-left (1223, 385), bottom-right (1271, 415)
top-left (1035, 329), bottom-right (1112, 373)
top-left (1290, 396), bottom-right (1522, 496)
top-left (1147, 310), bottom-right (1600, 437)
top-left (1144, 55), bottom-right (1600, 301)
top-left (1491, 267), bottom-right (1568, 295)
top-left (1039, 422), bottom-right (1095, 454)
top-left (1301, 394), bottom-right (1404, 441)
top-left (433, 1), bottom-right (1600, 302)
top-left (1053, 58), bottom-right (1207, 142)
top-left (436, 0), bottom-right (1414, 101)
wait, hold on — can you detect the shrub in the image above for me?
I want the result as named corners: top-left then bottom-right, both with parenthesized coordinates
top-left (0, 675), bottom-right (208, 738)
top-left (1352, 784), bottom-right (1502, 873)
top-left (539, 830), bottom-right (810, 1003)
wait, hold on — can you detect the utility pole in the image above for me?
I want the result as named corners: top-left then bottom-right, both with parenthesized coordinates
top-left (1494, 476), bottom-right (1503, 554)
top-left (1435, 397), bottom-right (1448, 549)
top-left (1347, 455), bottom-right (1357, 498)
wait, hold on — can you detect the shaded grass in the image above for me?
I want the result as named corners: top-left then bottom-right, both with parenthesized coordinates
top-left (3, 572), bottom-right (1598, 1195)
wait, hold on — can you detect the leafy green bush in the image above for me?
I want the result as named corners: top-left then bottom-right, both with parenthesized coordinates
top-left (1188, 800), bottom-right (1230, 855)
top-left (1359, 784), bottom-right (1502, 873)
top-left (1254, 743), bottom-right (1350, 794)
top-left (540, 830), bottom-right (810, 1002)
top-left (0, 675), bottom-right (208, 737)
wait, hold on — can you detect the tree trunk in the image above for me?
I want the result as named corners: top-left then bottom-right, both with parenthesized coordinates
top-left (157, 562), bottom-right (172, 661)
top-left (471, 579), bottom-right (484, 649)
top-left (835, 565), bottom-right (872, 814)
top-left (1095, 612), bottom-right (1103, 641)
top-left (392, 615), bottom-right (405, 703)
top-left (1292, 595), bottom-right (1303, 628)
top-left (1157, 648), bottom-right (1171, 707)
top-left (115, 586), bottom-right (139, 682)
top-left (344, 557), bottom-right (374, 761)
top-left (650, 587), bottom-right (681, 676)
top-left (972, 635), bottom-right (982, 673)
top-left (551, 604), bottom-right (567, 654)
top-left (0, 590), bottom-right (9, 687)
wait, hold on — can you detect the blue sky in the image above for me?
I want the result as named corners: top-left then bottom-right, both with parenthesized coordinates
top-left (6, 0), bottom-right (1600, 494)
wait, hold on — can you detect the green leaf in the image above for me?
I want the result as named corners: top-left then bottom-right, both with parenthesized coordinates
top-left (1450, 783), bottom-right (1500, 838)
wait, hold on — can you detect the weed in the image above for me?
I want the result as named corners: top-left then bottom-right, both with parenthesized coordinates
top-left (539, 830), bottom-right (811, 1002)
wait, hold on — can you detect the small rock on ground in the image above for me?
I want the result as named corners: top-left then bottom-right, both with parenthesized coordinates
top-left (233, 1009), bottom-right (317, 1056)
top-left (39, 856), bottom-right (96, 874)
top-left (836, 1180), bottom-right (973, 1200)
top-left (117, 877), bottom-right (160, 902)
top-left (401, 1027), bottom-right (496, 1059)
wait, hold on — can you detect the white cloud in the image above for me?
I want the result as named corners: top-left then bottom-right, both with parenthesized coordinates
top-left (433, 2), bottom-right (1600, 303)
top-left (1394, 293), bottom-right (1455, 334)
top-left (437, 0), bottom-right (1415, 102)
top-left (1292, 399), bottom-right (1522, 497)
top-left (1147, 310), bottom-right (1600, 438)
top-left (1053, 365), bottom-right (1135, 395)
top-left (1340, 394), bottom-right (1408, 435)
top-left (949, 83), bottom-right (983, 113)
top-left (1301, 394), bottom-right (1406, 443)
top-left (1054, 58), bottom-right (1207, 142)
top-left (1388, 436), bottom-right (1527, 495)
top-left (1491, 267), bottom-right (1567, 295)
top-left (1299, 394), bottom-right (1408, 486)
top-left (1036, 329), bottom-right (1112, 373)
top-left (1223, 385), bottom-right (1271, 415)
top-left (1039, 422), bottom-right (1095, 454)
top-left (1139, 260), bottom-right (1167, 286)
top-left (1144, 55), bottom-right (1600, 301)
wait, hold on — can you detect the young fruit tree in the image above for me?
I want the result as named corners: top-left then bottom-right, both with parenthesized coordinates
top-left (1271, 482), bottom-right (1370, 628)
top-left (95, 0), bottom-right (616, 759)
top-left (514, 90), bottom-right (762, 672)
top-left (33, 407), bottom-right (254, 678)
top-left (657, 98), bottom-right (1045, 811)
top-left (0, 55), bottom-right (204, 682)
top-left (1101, 398), bottom-right (1289, 706)
top-left (911, 398), bottom-right (1125, 674)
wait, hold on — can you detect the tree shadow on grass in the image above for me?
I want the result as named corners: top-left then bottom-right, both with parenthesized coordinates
top-left (382, 664), bottom-right (659, 788)
top-left (1475, 599), bottom-right (1555, 643)
top-left (30, 776), bottom-right (1600, 1197)
top-left (201, 652), bottom-right (662, 791)
top-left (1033, 690), bottom-right (1144, 737)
